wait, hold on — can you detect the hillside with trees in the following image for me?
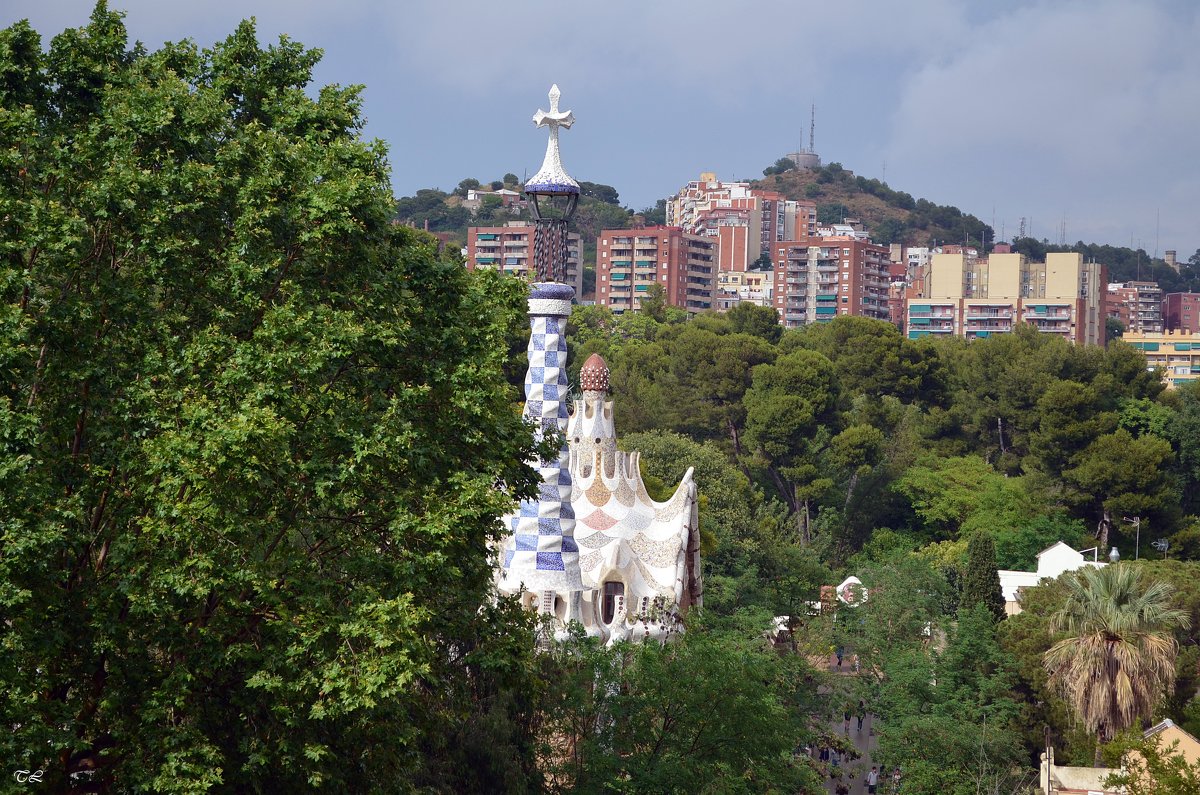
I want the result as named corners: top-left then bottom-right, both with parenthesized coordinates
top-left (757, 160), bottom-right (1200, 292)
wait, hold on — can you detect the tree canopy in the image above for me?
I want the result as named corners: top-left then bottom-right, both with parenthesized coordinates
top-left (1, 7), bottom-right (543, 790)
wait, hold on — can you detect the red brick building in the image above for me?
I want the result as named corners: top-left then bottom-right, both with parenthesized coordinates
top-left (1163, 292), bottom-right (1200, 333)
top-left (1106, 281), bottom-right (1163, 334)
top-left (596, 227), bottom-right (716, 314)
top-left (466, 222), bottom-right (583, 296)
top-left (771, 235), bottom-right (891, 328)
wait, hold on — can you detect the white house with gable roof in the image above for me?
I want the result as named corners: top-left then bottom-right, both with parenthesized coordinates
top-left (997, 541), bottom-right (1107, 616)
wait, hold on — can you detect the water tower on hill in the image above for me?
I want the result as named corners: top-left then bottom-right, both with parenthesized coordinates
top-left (785, 104), bottom-right (822, 170)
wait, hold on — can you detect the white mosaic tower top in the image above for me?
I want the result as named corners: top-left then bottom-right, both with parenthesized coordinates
top-left (525, 84), bottom-right (580, 194)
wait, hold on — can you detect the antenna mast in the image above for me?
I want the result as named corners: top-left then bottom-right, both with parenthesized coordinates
top-left (809, 104), bottom-right (815, 152)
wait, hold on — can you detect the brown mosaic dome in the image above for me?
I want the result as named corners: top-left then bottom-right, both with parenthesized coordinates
top-left (579, 353), bottom-right (610, 392)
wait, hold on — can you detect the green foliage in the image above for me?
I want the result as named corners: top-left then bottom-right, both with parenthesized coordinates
top-left (725, 301), bottom-right (782, 344)
top-left (0, 8), bottom-right (541, 790)
top-left (1104, 730), bottom-right (1200, 795)
top-left (762, 157), bottom-right (796, 176)
top-left (537, 615), bottom-right (823, 793)
top-left (1044, 565), bottom-right (1191, 749)
top-left (817, 202), bottom-right (851, 225)
top-left (961, 533), bottom-right (1006, 622)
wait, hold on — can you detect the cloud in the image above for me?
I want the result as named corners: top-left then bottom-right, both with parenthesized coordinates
top-left (883, 0), bottom-right (1200, 251)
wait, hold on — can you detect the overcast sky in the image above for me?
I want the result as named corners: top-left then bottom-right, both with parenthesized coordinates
top-left (6, 0), bottom-right (1199, 257)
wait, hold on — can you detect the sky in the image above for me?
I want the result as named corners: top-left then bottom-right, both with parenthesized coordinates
top-left (6, 0), bottom-right (1199, 258)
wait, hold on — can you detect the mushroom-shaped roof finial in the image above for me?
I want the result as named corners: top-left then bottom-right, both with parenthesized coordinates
top-left (579, 353), bottom-right (609, 393)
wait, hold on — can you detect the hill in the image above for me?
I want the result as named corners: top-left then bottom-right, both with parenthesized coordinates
top-left (755, 160), bottom-right (1200, 291)
top-left (753, 161), bottom-right (994, 249)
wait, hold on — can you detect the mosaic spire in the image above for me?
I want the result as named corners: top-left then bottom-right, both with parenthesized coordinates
top-left (499, 283), bottom-right (583, 592)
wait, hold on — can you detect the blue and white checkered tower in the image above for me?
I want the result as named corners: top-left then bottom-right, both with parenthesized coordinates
top-left (499, 85), bottom-right (584, 593)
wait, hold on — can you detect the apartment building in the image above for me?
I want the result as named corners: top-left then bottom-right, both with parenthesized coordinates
top-left (666, 174), bottom-right (815, 271)
top-left (596, 227), bottom-right (716, 314)
top-left (1107, 281), bottom-right (1163, 333)
top-left (906, 251), bottom-right (1106, 345)
top-left (1162, 292), bottom-right (1200, 332)
top-left (715, 270), bottom-right (773, 311)
top-left (1123, 330), bottom-right (1200, 388)
top-left (466, 222), bottom-right (583, 296)
top-left (771, 235), bottom-right (892, 328)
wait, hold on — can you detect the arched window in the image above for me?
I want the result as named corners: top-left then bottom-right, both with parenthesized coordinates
top-left (602, 581), bottom-right (624, 624)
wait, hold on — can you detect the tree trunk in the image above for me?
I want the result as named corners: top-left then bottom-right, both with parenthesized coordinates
top-left (1097, 508), bottom-right (1112, 554)
top-left (843, 472), bottom-right (859, 513)
top-left (727, 418), bottom-right (743, 458)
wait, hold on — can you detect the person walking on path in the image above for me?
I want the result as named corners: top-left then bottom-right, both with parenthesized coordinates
top-left (836, 646), bottom-right (844, 669)
top-left (866, 766), bottom-right (879, 794)
top-left (856, 700), bottom-right (866, 731)
top-left (843, 707), bottom-right (852, 734)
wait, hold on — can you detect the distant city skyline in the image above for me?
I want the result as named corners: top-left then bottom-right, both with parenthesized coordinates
top-left (7, 0), bottom-right (1199, 256)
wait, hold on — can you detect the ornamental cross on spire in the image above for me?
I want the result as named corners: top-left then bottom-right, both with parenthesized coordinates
top-left (526, 84), bottom-right (579, 192)
top-left (533, 84), bottom-right (574, 133)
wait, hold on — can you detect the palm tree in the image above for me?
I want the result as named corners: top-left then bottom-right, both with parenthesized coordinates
top-left (1043, 564), bottom-right (1190, 765)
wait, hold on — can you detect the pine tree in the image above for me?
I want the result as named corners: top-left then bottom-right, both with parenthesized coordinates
top-left (962, 532), bottom-right (1006, 622)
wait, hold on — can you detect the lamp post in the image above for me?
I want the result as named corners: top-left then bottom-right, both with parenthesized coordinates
top-left (1123, 516), bottom-right (1141, 560)
top-left (524, 84), bottom-right (580, 285)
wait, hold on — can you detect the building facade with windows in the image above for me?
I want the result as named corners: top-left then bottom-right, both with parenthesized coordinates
top-left (905, 252), bottom-right (1106, 345)
top-left (595, 227), bottom-right (716, 314)
top-left (770, 235), bottom-right (891, 328)
top-left (1162, 292), bottom-right (1200, 332)
top-left (665, 174), bottom-right (815, 272)
top-left (1106, 280), bottom-right (1163, 334)
top-left (466, 222), bottom-right (583, 296)
top-left (1122, 330), bottom-right (1200, 388)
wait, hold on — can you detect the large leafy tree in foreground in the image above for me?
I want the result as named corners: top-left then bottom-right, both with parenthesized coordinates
top-left (1, 6), bottom-right (539, 791)
top-left (1044, 564), bottom-right (1190, 764)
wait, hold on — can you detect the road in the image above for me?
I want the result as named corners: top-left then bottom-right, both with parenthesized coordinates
top-left (816, 653), bottom-right (883, 795)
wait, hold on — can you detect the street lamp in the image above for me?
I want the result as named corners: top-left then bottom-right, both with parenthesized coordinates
top-left (524, 84), bottom-right (580, 285)
top-left (1122, 516), bottom-right (1141, 560)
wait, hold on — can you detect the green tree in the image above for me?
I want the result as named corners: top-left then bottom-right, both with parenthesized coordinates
top-left (726, 301), bottom-right (782, 344)
top-left (874, 602), bottom-right (1025, 794)
top-left (538, 617), bottom-right (822, 793)
top-left (743, 349), bottom-right (840, 541)
top-left (0, 8), bottom-right (542, 790)
top-left (783, 315), bottom-right (946, 408)
top-left (454, 176), bottom-right (481, 197)
top-left (1167, 382), bottom-right (1200, 514)
top-left (1044, 564), bottom-right (1191, 763)
top-left (578, 180), bottom-right (620, 205)
top-left (817, 202), bottom-right (851, 225)
top-left (1062, 429), bottom-right (1176, 551)
top-left (1106, 315), bottom-right (1126, 343)
top-left (1105, 731), bottom-right (1200, 795)
top-left (762, 157), bottom-right (796, 176)
top-left (961, 533), bottom-right (1006, 622)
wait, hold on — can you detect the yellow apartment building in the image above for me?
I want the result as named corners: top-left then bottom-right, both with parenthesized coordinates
top-left (1122, 329), bottom-right (1200, 387)
top-left (907, 251), bottom-right (1105, 345)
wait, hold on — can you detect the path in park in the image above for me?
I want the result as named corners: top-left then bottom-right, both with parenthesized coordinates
top-left (819, 653), bottom-right (882, 795)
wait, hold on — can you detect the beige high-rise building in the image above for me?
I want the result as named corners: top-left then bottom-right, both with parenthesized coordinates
top-left (907, 251), bottom-right (1106, 345)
